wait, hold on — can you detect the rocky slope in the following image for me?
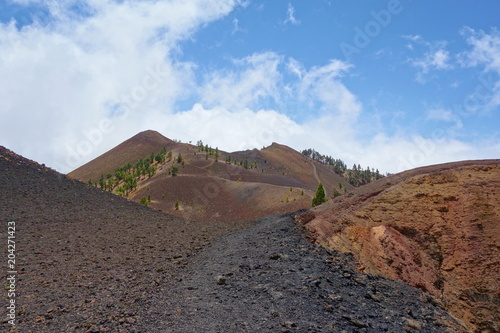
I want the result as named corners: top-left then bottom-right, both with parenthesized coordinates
top-left (0, 145), bottom-right (254, 332)
top-left (297, 160), bottom-right (500, 332)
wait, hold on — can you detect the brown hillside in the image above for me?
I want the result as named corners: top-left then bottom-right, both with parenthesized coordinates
top-left (297, 160), bottom-right (500, 332)
top-left (68, 130), bottom-right (176, 182)
top-left (0, 145), bottom-right (254, 332)
top-left (68, 131), bottom-right (353, 222)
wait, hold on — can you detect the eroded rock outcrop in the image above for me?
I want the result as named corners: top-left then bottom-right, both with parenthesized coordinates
top-left (299, 161), bottom-right (500, 332)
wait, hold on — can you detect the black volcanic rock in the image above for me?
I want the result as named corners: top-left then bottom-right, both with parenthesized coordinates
top-left (140, 213), bottom-right (465, 332)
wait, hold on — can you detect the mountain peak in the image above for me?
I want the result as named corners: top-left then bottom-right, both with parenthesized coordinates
top-left (128, 130), bottom-right (173, 143)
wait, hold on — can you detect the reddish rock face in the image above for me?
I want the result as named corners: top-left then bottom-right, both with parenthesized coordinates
top-left (301, 162), bottom-right (500, 332)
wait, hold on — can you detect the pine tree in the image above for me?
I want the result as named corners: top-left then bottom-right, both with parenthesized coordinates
top-left (312, 183), bottom-right (327, 207)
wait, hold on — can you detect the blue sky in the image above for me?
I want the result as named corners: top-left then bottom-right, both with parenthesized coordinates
top-left (0, 0), bottom-right (498, 173)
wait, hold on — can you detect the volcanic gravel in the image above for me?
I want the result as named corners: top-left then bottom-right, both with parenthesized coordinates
top-left (139, 213), bottom-right (463, 333)
top-left (0, 146), bottom-right (463, 332)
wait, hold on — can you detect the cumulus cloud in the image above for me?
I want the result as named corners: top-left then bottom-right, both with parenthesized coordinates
top-left (0, 2), bottom-right (497, 176)
top-left (0, 0), bottom-right (241, 171)
top-left (289, 59), bottom-right (362, 119)
top-left (199, 52), bottom-right (283, 111)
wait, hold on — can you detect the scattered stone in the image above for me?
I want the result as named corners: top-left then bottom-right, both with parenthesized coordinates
top-left (343, 315), bottom-right (367, 328)
top-left (403, 317), bottom-right (422, 330)
top-left (215, 275), bottom-right (226, 285)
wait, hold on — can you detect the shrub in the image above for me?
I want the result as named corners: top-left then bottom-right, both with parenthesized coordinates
top-left (312, 183), bottom-right (327, 207)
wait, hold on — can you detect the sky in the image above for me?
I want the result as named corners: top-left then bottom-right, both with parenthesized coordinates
top-left (0, 0), bottom-right (499, 174)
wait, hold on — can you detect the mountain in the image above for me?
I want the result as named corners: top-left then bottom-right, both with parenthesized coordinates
top-left (68, 130), bottom-right (177, 182)
top-left (69, 130), bottom-right (353, 222)
top-left (0, 145), bottom-right (466, 332)
top-left (296, 159), bottom-right (500, 332)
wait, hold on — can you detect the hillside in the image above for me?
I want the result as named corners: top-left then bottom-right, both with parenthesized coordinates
top-left (68, 130), bottom-right (177, 182)
top-left (296, 160), bottom-right (500, 332)
top-left (0, 145), bottom-right (254, 332)
top-left (69, 130), bottom-right (353, 222)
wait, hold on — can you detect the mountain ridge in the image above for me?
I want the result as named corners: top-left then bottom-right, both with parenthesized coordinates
top-left (68, 130), bottom-right (354, 222)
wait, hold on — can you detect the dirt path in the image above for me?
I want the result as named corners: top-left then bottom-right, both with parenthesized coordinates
top-left (311, 161), bottom-right (326, 196)
top-left (138, 212), bottom-right (463, 333)
top-left (201, 158), bottom-right (216, 169)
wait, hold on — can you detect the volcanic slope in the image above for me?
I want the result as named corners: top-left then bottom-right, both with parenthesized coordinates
top-left (0, 145), bottom-right (254, 332)
top-left (298, 160), bottom-right (500, 332)
top-left (67, 130), bottom-right (177, 182)
top-left (69, 130), bottom-right (353, 222)
top-left (1, 146), bottom-right (465, 332)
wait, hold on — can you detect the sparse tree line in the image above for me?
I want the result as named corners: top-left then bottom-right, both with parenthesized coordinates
top-left (196, 140), bottom-right (259, 170)
top-left (224, 155), bottom-right (258, 170)
top-left (87, 146), bottom-right (177, 197)
top-left (301, 148), bottom-right (385, 186)
top-left (347, 163), bottom-right (384, 187)
top-left (301, 148), bottom-right (348, 175)
top-left (196, 140), bottom-right (220, 161)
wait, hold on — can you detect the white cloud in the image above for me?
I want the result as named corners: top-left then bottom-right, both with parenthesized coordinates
top-left (284, 3), bottom-right (300, 25)
top-left (404, 35), bottom-right (453, 84)
top-left (426, 108), bottom-right (463, 129)
top-left (460, 27), bottom-right (500, 72)
top-left (231, 18), bottom-right (241, 35)
top-left (292, 59), bottom-right (362, 119)
top-left (410, 45), bottom-right (453, 84)
top-left (459, 28), bottom-right (500, 111)
top-left (156, 103), bottom-right (304, 152)
top-left (0, 0), bottom-right (241, 172)
top-left (200, 52), bottom-right (283, 110)
top-left (402, 34), bottom-right (421, 51)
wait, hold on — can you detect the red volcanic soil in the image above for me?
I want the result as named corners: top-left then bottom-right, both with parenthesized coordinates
top-left (297, 160), bottom-right (500, 332)
top-left (69, 130), bottom-right (352, 222)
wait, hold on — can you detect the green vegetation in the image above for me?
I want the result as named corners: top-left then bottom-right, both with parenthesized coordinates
top-left (91, 146), bottom-right (170, 197)
top-left (301, 148), bottom-right (347, 175)
top-left (168, 165), bottom-right (179, 176)
top-left (347, 164), bottom-right (384, 186)
top-left (312, 183), bottom-right (327, 207)
top-left (140, 196), bottom-right (149, 206)
top-left (302, 148), bottom-right (385, 186)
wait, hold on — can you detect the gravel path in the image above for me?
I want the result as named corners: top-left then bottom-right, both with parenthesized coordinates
top-left (139, 213), bottom-right (462, 333)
